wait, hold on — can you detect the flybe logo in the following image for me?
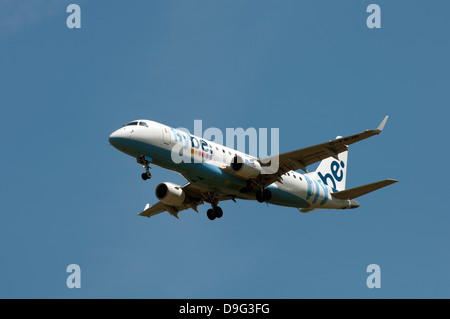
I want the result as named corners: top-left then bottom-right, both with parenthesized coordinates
top-left (305, 176), bottom-right (329, 205)
top-left (170, 127), bottom-right (215, 161)
top-left (317, 160), bottom-right (345, 191)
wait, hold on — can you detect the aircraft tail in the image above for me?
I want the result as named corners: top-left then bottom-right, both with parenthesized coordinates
top-left (307, 137), bottom-right (348, 191)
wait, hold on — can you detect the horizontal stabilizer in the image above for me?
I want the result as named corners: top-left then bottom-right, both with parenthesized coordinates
top-left (332, 179), bottom-right (398, 200)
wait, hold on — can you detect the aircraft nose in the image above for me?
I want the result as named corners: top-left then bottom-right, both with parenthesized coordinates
top-left (109, 130), bottom-right (119, 145)
top-left (109, 128), bottom-right (128, 149)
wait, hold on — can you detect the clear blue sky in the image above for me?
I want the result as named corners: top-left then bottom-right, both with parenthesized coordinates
top-left (1, 0), bottom-right (449, 298)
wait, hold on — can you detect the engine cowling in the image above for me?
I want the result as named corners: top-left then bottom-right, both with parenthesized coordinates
top-left (230, 155), bottom-right (262, 179)
top-left (155, 182), bottom-right (186, 206)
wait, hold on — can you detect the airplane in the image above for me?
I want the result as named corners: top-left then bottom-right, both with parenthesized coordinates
top-left (108, 116), bottom-right (397, 220)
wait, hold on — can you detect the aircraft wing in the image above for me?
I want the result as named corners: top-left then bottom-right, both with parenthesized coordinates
top-left (138, 201), bottom-right (167, 218)
top-left (138, 182), bottom-right (235, 219)
top-left (258, 116), bottom-right (389, 188)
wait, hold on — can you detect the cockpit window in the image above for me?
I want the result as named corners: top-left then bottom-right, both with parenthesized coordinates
top-left (139, 122), bottom-right (148, 127)
top-left (123, 121), bottom-right (138, 127)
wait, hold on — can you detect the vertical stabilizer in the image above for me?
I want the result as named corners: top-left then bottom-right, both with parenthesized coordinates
top-left (308, 137), bottom-right (348, 191)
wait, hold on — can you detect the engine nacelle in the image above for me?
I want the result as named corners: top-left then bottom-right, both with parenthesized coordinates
top-left (155, 182), bottom-right (186, 206)
top-left (230, 155), bottom-right (262, 179)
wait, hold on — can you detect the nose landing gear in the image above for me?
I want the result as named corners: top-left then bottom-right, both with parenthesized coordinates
top-left (138, 156), bottom-right (152, 181)
top-left (141, 171), bottom-right (152, 181)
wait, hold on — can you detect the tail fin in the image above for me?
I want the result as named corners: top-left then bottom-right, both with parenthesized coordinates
top-left (307, 136), bottom-right (348, 191)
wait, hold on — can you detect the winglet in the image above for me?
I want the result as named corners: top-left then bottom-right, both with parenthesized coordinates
top-left (376, 115), bottom-right (389, 133)
top-left (139, 203), bottom-right (151, 218)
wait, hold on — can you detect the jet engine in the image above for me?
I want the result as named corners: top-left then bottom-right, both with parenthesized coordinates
top-left (155, 182), bottom-right (186, 206)
top-left (230, 155), bottom-right (262, 179)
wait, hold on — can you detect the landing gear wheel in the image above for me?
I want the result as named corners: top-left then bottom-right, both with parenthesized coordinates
top-left (141, 172), bottom-right (152, 181)
top-left (207, 209), bottom-right (216, 220)
top-left (213, 206), bottom-right (223, 218)
top-left (263, 189), bottom-right (272, 201)
top-left (256, 189), bottom-right (272, 202)
top-left (138, 156), bottom-right (152, 181)
top-left (207, 206), bottom-right (223, 220)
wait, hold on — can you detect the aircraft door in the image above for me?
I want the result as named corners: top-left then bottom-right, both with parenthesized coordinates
top-left (160, 125), bottom-right (171, 145)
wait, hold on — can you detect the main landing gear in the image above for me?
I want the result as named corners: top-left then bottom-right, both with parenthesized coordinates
top-left (256, 188), bottom-right (272, 203)
top-left (138, 156), bottom-right (152, 181)
top-left (241, 180), bottom-right (272, 203)
top-left (206, 195), bottom-right (223, 221)
top-left (207, 206), bottom-right (223, 221)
